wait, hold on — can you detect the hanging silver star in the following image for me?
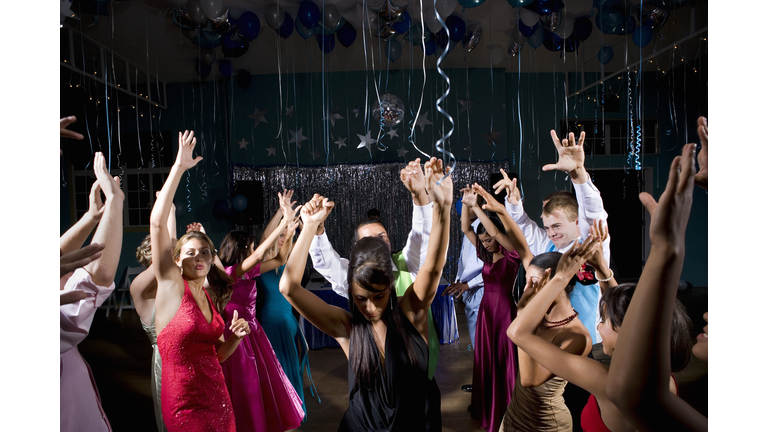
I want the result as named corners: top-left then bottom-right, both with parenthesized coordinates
top-left (334, 136), bottom-right (347, 149)
top-left (247, 106), bottom-right (268, 127)
top-left (415, 111), bottom-right (432, 132)
top-left (386, 128), bottom-right (399, 140)
top-left (266, 145), bottom-right (277, 156)
top-left (396, 147), bottom-right (409, 158)
top-left (322, 106), bottom-right (344, 127)
top-left (288, 127), bottom-right (308, 148)
top-left (357, 130), bottom-right (377, 151)
top-left (313, 150), bottom-right (325, 160)
top-left (237, 138), bottom-right (249, 150)
top-left (459, 93), bottom-right (477, 114)
top-left (285, 105), bottom-right (295, 118)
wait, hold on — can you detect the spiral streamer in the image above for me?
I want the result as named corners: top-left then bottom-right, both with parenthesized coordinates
top-left (432, 1), bottom-right (456, 184)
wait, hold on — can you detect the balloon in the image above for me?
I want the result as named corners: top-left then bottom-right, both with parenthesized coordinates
top-left (336, 21), bottom-right (357, 47)
top-left (209, 9), bottom-right (232, 34)
top-left (508, 41), bottom-right (523, 57)
top-left (186, 0), bottom-right (207, 23)
top-left (238, 11), bottom-right (260, 41)
top-left (508, 0), bottom-right (535, 7)
top-left (458, 0), bottom-right (486, 8)
top-left (445, 15), bottom-right (466, 43)
top-left (541, 10), bottom-right (561, 32)
top-left (190, 30), bottom-right (222, 48)
top-left (651, 0), bottom-right (688, 9)
top-left (462, 24), bottom-right (482, 53)
top-left (264, 4), bottom-right (286, 30)
top-left (221, 31), bottom-right (249, 57)
top-left (573, 16), bottom-right (592, 41)
top-left (511, 25), bottom-right (528, 44)
top-left (527, 24), bottom-right (545, 48)
top-left (323, 4), bottom-right (343, 29)
top-left (199, 0), bottom-right (224, 20)
top-left (542, 31), bottom-right (563, 51)
top-left (435, 0), bottom-right (459, 18)
top-left (613, 15), bottom-right (636, 36)
top-left (518, 20), bottom-right (538, 37)
top-left (406, 23), bottom-right (431, 45)
top-left (316, 33), bottom-right (336, 53)
top-left (424, 7), bottom-right (444, 34)
top-left (525, 0), bottom-right (563, 15)
top-left (372, 20), bottom-right (396, 38)
top-left (277, 14), bottom-right (294, 38)
top-left (195, 59), bottom-right (211, 78)
top-left (434, 28), bottom-right (449, 49)
top-left (421, 38), bottom-right (437, 55)
top-left (632, 24), bottom-right (653, 47)
top-left (236, 69), bottom-right (251, 89)
top-left (387, 38), bottom-right (402, 61)
top-left (183, 28), bottom-right (198, 41)
top-left (218, 59), bottom-right (232, 77)
top-left (298, 1), bottom-right (321, 30)
top-left (597, 45), bottom-right (613, 64)
top-left (642, 7), bottom-right (669, 32)
top-left (554, 16), bottom-right (574, 39)
top-left (232, 195), bottom-right (248, 212)
top-left (200, 48), bottom-right (215, 66)
top-left (563, 35), bottom-right (579, 52)
top-left (372, 94), bottom-right (405, 128)
top-left (295, 17), bottom-right (316, 39)
top-left (595, 7), bottom-right (624, 35)
top-left (518, 8), bottom-right (540, 27)
top-left (391, 11), bottom-right (411, 34)
top-left (376, 2), bottom-right (406, 23)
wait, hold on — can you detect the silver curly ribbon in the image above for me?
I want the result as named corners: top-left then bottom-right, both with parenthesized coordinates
top-left (432, 0), bottom-right (456, 184)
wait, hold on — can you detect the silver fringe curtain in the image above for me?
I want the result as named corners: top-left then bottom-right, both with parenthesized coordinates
top-left (234, 160), bottom-right (510, 281)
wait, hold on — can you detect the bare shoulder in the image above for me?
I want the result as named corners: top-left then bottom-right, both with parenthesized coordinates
top-left (554, 319), bottom-right (592, 357)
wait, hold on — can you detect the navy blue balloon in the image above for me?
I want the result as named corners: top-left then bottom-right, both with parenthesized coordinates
top-left (518, 19), bottom-right (538, 37)
top-left (421, 38), bottom-right (437, 56)
top-left (595, 7), bottom-right (624, 35)
top-left (573, 17), bottom-right (592, 41)
top-left (295, 17), bottom-right (315, 39)
top-left (563, 36), bottom-right (579, 52)
top-left (446, 16), bottom-right (466, 43)
top-left (525, 0), bottom-right (562, 14)
top-left (232, 194), bottom-right (248, 212)
top-left (277, 13), bottom-right (294, 38)
top-left (238, 11), bottom-right (260, 41)
top-left (613, 15), bottom-right (636, 35)
top-left (236, 69), bottom-right (252, 89)
top-left (434, 28), bottom-right (449, 49)
top-left (316, 33), bottom-right (335, 54)
top-left (597, 45), bottom-right (614, 64)
top-left (218, 59), bottom-right (233, 77)
top-left (221, 31), bottom-right (249, 57)
top-left (195, 60), bottom-right (211, 78)
top-left (336, 21), bottom-right (357, 47)
top-left (298, 1), bottom-right (320, 30)
top-left (508, 0), bottom-right (535, 7)
top-left (391, 11), bottom-right (411, 34)
top-left (632, 24), bottom-right (653, 47)
top-left (459, 0), bottom-right (487, 7)
top-left (542, 31), bottom-right (563, 51)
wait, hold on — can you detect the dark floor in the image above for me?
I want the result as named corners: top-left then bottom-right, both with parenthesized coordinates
top-left (79, 288), bottom-right (708, 431)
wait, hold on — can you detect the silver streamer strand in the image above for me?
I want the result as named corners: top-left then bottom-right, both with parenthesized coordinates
top-left (233, 161), bottom-right (509, 283)
top-left (432, 0), bottom-right (456, 184)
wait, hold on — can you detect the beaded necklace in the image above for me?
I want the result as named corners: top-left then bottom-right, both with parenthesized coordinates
top-left (540, 308), bottom-right (579, 329)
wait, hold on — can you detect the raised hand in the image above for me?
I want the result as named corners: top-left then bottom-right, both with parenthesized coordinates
top-left (586, 220), bottom-right (609, 269)
top-left (86, 181), bottom-right (105, 222)
top-left (556, 234), bottom-right (601, 279)
top-left (186, 222), bottom-right (205, 234)
top-left (425, 157), bottom-right (453, 208)
top-left (517, 268), bottom-right (551, 310)
top-left (461, 184), bottom-right (478, 208)
top-left (301, 194), bottom-right (335, 225)
top-left (175, 130), bottom-right (203, 171)
top-left (229, 310), bottom-right (251, 338)
top-left (93, 152), bottom-right (123, 200)
top-left (473, 183), bottom-right (505, 214)
top-left (60, 116), bottom-right (84, 140)
top-left (542, 130), bottom-right (587, 182)
top-left (492, 169), bottom-right (522, 205)
top-left (639, 143), bottom-right (696, 249)
top-left (278, 190), bottom-right (297, 217)
top-left (694, 116), bottom-right (708, 190)
top-left (60, 243), bottom-right (105, 277)
top-left (400, 158), bottom-right (427, 195)
top-left (287, 215), bottom-right (300, 233)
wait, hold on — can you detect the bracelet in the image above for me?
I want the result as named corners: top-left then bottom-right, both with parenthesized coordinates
top-left (596, 269), bottom-right (614, 283)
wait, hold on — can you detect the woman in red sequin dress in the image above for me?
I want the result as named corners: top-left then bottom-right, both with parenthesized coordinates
top-left (151, 130), bottom-right (251, 432)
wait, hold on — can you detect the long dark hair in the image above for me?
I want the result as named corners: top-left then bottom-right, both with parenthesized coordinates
top-left (529, 252), bottom-right (580, 297)
top-left (347, 237), bottom-right (417, 387)
top-left (174, 231), bottom-right (234, 313)
top-left (600, 283), bottom-right (694, 372)
top-left (475, 214), bottom-right (506, 264)
top-left (219, 230), bottom-right (254, 268)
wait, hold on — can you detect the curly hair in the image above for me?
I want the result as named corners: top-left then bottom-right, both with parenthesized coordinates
top-left (174, 231), bottom-right (234, 313)
top-left (135, 234), bottom-right (152, 268)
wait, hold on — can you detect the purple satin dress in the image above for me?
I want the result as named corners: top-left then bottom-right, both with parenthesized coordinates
top-left (220, 264), bottom-right (304, 432)
top-left (470, 246), bottom-right (521, 432)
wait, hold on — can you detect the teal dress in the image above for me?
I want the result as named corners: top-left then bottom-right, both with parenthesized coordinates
top-left (258, 265), bottom-right (317, 418)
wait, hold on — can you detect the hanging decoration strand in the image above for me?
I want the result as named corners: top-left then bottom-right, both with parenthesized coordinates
top-left (432, 0), bottom-right (456, 184)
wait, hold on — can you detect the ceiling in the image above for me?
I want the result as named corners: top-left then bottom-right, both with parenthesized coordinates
top-left (60, 0), bottom-right (707, 85)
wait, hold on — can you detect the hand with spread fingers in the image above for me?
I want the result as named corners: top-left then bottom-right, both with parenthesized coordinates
top-left (175, 130), bottom-right (203, 171)
top-left (492, 169), bottom-right (522, 205)
top-left (60, 243), bottom-right (105, 278)
top-left (473, 183), bottom-right (505, 214)
top-left (542, 130), bottom-right (588, 184)
top-left (61, 116), bottom-right (84, 140)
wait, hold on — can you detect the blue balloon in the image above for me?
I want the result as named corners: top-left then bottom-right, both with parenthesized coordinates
top-left (221, 31), bottom-right (249, 57)
top-left (459, 0), bottom-right (487, 7)
top-left (518, 19), bottom-right (538, 37)
top-left (595, 7), bottom-right (624, 35)
top-left (195, 59), bottom-right (211, 78)
top-left (573, 17), bottom-right (592, 41)
top-left (238, 11), bottom-right (260, 40)
top-left (542, 31), bottom-right (563, 51)
top-left (563, 36), bottom-right (579, 52)
top-left (391, 11), bottom-right (411, 34)
top-left (191, 30), bottom-right (222, 49)
top-left (316, 33), bottom-right (335, 54)
top-left (298, 1), bottom-right (320, 30)
top-left (421, 38), bottom-right (437, 56)
top-left (524, 0), bottom-right (563, 14)
top-left (527, 24), bottom-right (545, 48)
top-left (218, 59), bottom-right (233, 77)
top-left (387, 39), bottom-right (402, 62)
top-left (598, 45), bottom-right (614, 64)
top-left (593, 0), bottom-right (621, 8)
top-left (613, 15), bottom-right (636, 36)
top-left (446, 15), bottom-right (466, 43)
top-left (508, 0), bottom-right (535, 7)
top-left (233, 194), bottom-right (248, 212)
top-left (277, 13), bottom-right (294, 38)
top-left (632, 24), bottom-right (653, 47)
top-left (336, 21), bottom-right (357, 47)
top-left (295, 16), bottom-right (316, 39)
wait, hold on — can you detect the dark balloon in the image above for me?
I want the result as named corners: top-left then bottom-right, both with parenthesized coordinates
top-left (613, 15), bottom-right (636, 36)
top-left (524, 0), bottom-right (563, 15)
top-left (316, 33), bottom-right (336, 54)
top-left (421, 38), bottom-right (437, 56)
top-left (507, 0), bottom-right (535, 7)
top-left (200, 48), bottom-right (216, 66)
top-left (218, 59), bottom-right (233, 77)
top-left (542, 30), bottom-right (563, 51)
top-left (238, 11), bottom-right (260, 40)
top-left (597, 45), bottom-right (613, 64)
top-left (459, 0), bottom-right (487, 8)
top-left (221, 31), bottom-right (249, 57)
top-left (298, 1), bottom-right (321, 30)
top-left (391, 11), bottom-right (411, 34)
top-left (236, 69), bottom-right (252, 89)
top-left (573, 16), bottom-right (592, 41)
top-left (650, 0), bottom-right (688, 9)
top-left (518, 19), bottom-right (538, 37)
top-left (434, 28), bottom-right (449, 49)
top-left (336, 21), bottom-right (357, 47)
top-left (632, 24), bottom-right (653, 47)
top-left (195, 59), bottom-right (211, 78)
top-left (642, 7), bottom-right (669, 31)
top-left (595, 7), bottom-right (624, 35)
top-left (446, 15), bottom-right (466, 43)
top-left (277, 13), bottom-right (294, 38)
top-left (563, 36), bottom-right (579, 52)
top-left (295, 17), bottom-right (316, 39)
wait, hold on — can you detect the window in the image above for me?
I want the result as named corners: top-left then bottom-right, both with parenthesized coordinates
top-left (560, 118), bottom-right (659, 156)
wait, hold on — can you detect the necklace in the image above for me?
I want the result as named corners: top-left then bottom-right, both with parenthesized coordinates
top-left (540, 308), bottom-right (579, 329)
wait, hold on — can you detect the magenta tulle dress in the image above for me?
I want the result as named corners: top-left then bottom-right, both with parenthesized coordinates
top-left (470, 246), bottom-right (522, 432)
top-left (221, 264), bottom-right (304, 432)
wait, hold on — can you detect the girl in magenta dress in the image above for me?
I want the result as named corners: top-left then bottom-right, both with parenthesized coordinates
top-left (215, 199), bottom-right (304, 432)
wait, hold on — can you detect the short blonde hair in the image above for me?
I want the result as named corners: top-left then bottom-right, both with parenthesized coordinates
top-left (542, 195), bottom-right (578, 222)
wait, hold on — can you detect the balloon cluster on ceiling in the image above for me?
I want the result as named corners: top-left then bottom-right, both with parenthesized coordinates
top-left (169, 0), bottom-right (688, 79)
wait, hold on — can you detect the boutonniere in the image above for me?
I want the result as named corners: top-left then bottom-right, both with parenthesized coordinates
top-left (576, 264), bottom-right (598, 285)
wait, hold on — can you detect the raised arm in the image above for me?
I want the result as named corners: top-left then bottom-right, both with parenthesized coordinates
top-left (543, 130), bottom-right (588, 185)
top-left (60, 181), bottom-right (104, 256)
top-left (586, 220), bottom-right (617, 293)
top-left (60, 243), bottom-right (104, 278)
top-left (280, 196), bottom-right (351, 346)
top-left (260, 214), bottom-right (299, 273)
top-left (400, 157), bottom-right (430, 206)
top-left (236, 192), bottom-right (299, 278)
top-left (460, 185), bottom-right (478, 247)
top-left (474, 183), bottom-right (534, 269)
top-left (605, 144), bottom-right (706, 432)
top-left (694, 116), bottom-right (708, 191)
top-left (261, 189), bottom-right (296, 243)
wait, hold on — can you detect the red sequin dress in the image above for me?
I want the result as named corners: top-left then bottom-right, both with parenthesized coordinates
top-left (158, 280), bottom-right (235, 432)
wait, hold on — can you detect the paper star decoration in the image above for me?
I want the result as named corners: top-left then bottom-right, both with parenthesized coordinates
top-left (237, 138), bottom-right (249, 150)
top-left (266, 145), bottom-right (277, 156)
top-left (459, 94), bottom-right (477, 114)
top-left (415, 111), bottom-right (432, 132)
top-left (288, 127), bottom-right (308, 148)
top-left (247, 106), bottom-right (268, 127)
top-left (357, 130), bottom-right (377, 151)
top-left (285, 105), bottom-right (295, 118)
top-left (353, 105), bottom-right (362, 118)
top-left (313, 150), bottom-right (325, 160)
top-left (334, 136), bottom-right (347, 149)
top-left (396, 147), bottom-right (409, 158)
top-left (322, 106), bottom-right (344, 127)
top-left (482, 129), bottom-right (501, 146)
top-left (386, 128), bottom-right (399, 140)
